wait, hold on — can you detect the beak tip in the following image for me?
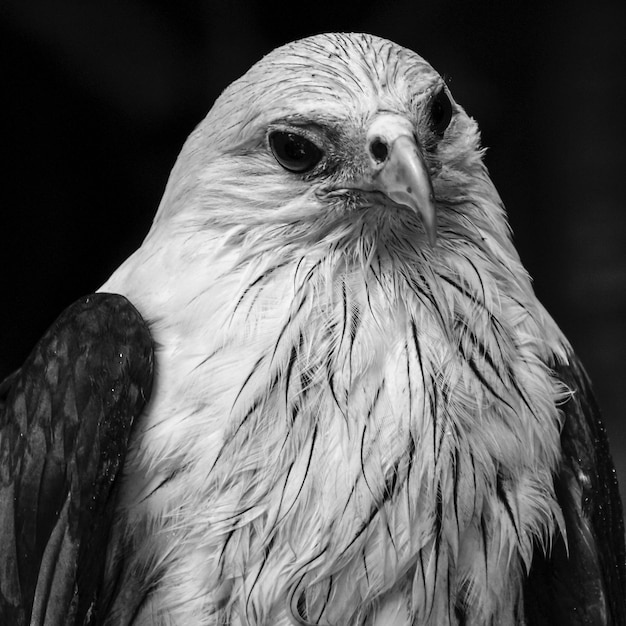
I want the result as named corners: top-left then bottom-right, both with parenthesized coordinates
top-left (423, 215), bottom-right (437, 247)
top-left (417, 196), bottom-right (437, 247)
top-left (427, 228), bottom-right (437, 247)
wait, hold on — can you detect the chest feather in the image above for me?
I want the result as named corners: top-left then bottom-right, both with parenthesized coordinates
top-left (108, 254), bottom-right (565, 625)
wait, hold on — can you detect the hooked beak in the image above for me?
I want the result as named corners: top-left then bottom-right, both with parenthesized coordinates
top-left (361, 114), bottom-right (437, 246)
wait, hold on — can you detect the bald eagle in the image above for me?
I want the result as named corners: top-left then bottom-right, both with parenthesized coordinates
top-left (1, 33), bottom-right (624, 625)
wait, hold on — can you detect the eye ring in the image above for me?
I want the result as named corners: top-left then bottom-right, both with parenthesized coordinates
top-left (269, 131), bottom-right (323, 173)
top-left (428, 89), bottom-right (453, 137)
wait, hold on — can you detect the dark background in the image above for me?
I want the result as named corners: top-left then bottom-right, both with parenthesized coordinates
top-left (2, 1), bottom-right (625, 504)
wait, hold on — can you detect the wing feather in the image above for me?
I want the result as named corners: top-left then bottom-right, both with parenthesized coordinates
top-left (0, 293), bottom-right (153, 625)
top-left (524, 352), bottom-right (626, 624)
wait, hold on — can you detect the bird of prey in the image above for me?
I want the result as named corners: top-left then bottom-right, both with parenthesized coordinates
top-left (1, 32), bottom-right (624, 625)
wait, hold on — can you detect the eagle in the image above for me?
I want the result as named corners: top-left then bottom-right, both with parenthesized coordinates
top-left (1, 32), bottom-right (624, 625)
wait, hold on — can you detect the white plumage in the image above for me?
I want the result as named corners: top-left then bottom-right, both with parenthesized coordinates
top-left (100, 32), bottom-right (571, 624)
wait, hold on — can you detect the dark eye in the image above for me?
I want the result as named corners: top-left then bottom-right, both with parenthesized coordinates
top-left (429, 89), bottom-right (453, 137)
top-left (269, 131), bottom-right (323, 173)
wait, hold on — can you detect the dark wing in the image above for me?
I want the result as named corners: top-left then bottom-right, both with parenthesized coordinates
top-left (525, 351), bottom-right (626, 625)
top-left (0, 294), bottom-right (153, 626)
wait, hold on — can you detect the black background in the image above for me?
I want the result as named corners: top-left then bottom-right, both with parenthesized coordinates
top-left (2, 1), bottom-right (625, 504)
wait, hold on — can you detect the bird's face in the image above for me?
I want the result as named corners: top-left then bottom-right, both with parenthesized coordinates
top-left (155, 33), bottom-right (505, 266)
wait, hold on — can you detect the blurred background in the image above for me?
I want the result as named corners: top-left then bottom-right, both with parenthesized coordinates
top-left (2, 1), bottom-right (625, 503)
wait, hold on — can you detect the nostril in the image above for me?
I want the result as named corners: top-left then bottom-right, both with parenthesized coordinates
top-left (370, 137), bottom-right (389, 163)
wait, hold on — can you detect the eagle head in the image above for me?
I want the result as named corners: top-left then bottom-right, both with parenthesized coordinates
top-left (150, 33), bottom-right (507, 269)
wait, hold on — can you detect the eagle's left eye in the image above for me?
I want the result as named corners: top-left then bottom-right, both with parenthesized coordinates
top-left (428, 89), bottom-right (453, 137)
top-left (269, 131), bottom-right (323, 173)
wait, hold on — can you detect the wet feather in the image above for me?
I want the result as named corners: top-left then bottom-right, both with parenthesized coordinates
top-left (101, 33), bottom-right (575, 624)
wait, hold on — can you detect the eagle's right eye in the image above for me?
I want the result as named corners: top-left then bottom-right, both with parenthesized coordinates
top-left (428, 89), bottom-right (453, 137)
top-left (269, 131), bottom-right (323, 173)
